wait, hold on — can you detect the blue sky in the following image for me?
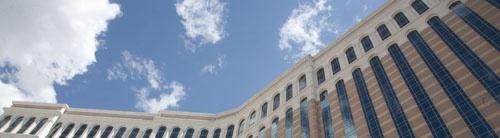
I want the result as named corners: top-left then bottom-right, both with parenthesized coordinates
top-left (0, 0), bottom-right (385, 114)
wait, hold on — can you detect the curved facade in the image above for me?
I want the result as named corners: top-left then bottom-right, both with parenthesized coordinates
top-left (1, 0), bottom-right (499, 138)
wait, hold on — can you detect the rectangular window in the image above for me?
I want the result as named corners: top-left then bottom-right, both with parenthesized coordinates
top-left (336, 80), bottom-right (357, 138)
top-left (361, 36), bottom-right (373, 52)
top-left (299, 75), bottom-right (307, 90)
top-left (258, 127), bottom-right (265, 138)
top-left (271, 119), bottom-right (278, 138)
top-left (273, 94), bottom-right (280, 110)
top-left (316, 68), bottom-right (325, 84)
top-left (261, 103), bottom-right (268, 118)
top-left (320, 91), bottom-right (335, 138)
top-left (411, 0), bottom-right (429, 14)
top-left (300, 99), bottom-right (310, 138)
top-left (249, 112), bottom-right (256, 126)
top-left (352, 69), bottom-right (383, 138)
top-left (394, 12), bottom-right (410, 28)
top-left (286, 85), bottom-right (293, 101)
top-left (285, 109), bottom-right (293, 138)
top-left (331, 58), bottom-right (341, 75)
top-left (377, 24), bottom-right (391, 40)
top-left (346, 47), bottom-right (357, 64)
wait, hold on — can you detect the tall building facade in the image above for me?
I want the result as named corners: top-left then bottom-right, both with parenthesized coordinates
top-left (1, 0), bottom-right (499, 137)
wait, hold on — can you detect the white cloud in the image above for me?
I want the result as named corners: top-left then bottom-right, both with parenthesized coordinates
top-left (201, 65), bottom-right (216, 74)
top-left (355, 16), bottom-right (362, 22)
top-left (175, 0), bottom-right (228, 52)
top-left (107, 51), bottom-right (186, 113)
top-left (279, 0), bottom-right (337, 62)
top-left (362, 4), bottom-right (368, 12)
top-left (0, 0), bottom-right (120, 113)
top-left (201, 55), bottom-right (225, 75)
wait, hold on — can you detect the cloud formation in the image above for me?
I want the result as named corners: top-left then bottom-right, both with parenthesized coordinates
top-left (175, 0), bottom-right (228, 52)
top-left (279, 0), bottom-right (336, 62)
top-left (107, 51), bottom-right (186, 113)
top-left (201, 55), bottom-right (225, 75)
top-left (0, 0), bottom-right (120, 113)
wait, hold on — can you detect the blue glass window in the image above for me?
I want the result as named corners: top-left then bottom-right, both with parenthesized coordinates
top-left (29, 118), bottom-right (48, 135)
top-left (249, 111), bottom-right (256, 127)
top-left (155, 126), bottom-right (167, 138)
top-left (101, 126), bottom-right (114, 138)
top-left (271, 118), bottom-right (278, 138)
top-left (5, 116), bottom-right (23, 132)
top-left (407, 31), bottom-right (497, 138)
top-left (370, 57), bottom-right (415, 138)
top-left (47, 123), bottom-right (62, 138)
top-left (143, 129), bottom-right (153, 138)
top-left (273, 94), bottom-right (280, 110)
top-left (331, 58), bottom-right (341, 75)
top-left (238, 119), bottom-right (245, 135)
top-left (411, 0), bottom-right (429, 14)
top-left (213, 128), bottom-right (221, 138)
top-left (0, 115), bottom-right (12, 129)
top-left (285, 108), bottom-right (293, 138)
top-left (394, 12), bottom-right (410, 28)
top-left (361, 36), bottom-right (373, 52)
top-left (261, 103), bottom-right (268, 118)
top-left (59, 123), bottom-right (75, 138)
top-left (129, 128), bottom-right (140, 138)
top-left (319, 91), bottom-right (334, 138)
top-left (225, 125), bottom-right (234, 138)
top-left (485, 0), bottom-right (500, 8)
top-left (114, 127), bottom-right (127, 138)
top-left (73, 124), bottom-right (88, 138)
top-left (185, 128), bottom-right (194, 138)
top-left (352, 69), bottom-right (383, 138)
top-left (170, 127), bottom-right (180, 138)
top-left (286, 85), bottom-right (293, 101)
top-left (388, 44), bottom-right (452, 138)
top-left (317, 68), bottom-right (326, 84)
top-left (87, 125), bottom-right (100, 138)
top-left (335, 80), bottom-right (357, 138)
top-left (16, 117), bottom-right (35, 134)
top-left (428, 16), bottom-right (500, 105)
top-left (449, 2), bottom-right (500, 53)
top-left (299, 75), bottom-right (307, 90)
top-left (258, 127), bottom-right (265, 138)
top-left (200, 129), bottom-right (209, 138)
top-left (300, 98), bottom-right (310, 138)
top-left (346, 47), bottom-right (357, 64)
top-left (377, 24), bottom-right (391, 40)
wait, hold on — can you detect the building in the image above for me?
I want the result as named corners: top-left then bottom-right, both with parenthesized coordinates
top-left (1, 0), bottom-right (499, 137)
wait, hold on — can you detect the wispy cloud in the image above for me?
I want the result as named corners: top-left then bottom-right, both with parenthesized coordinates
top-left (0, 0), bottom-right (120, 113)
top-left (175, 0), bottom-right (228, 52)
top-left (107, 51), bottom-right (186, 113)
top-left (279, 0), bottom-right (338, 62)
top-left (355, 16), bottom-right (362, 22)
top-left (362, 4), bottom-right (368, 12)
top-left (201, 55), bottom-right (225, 75)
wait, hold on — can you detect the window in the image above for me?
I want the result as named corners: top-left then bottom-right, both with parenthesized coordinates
top-left (143, 129), bottom-right (153, 138)
top-left (73, 124), bottom-right (88, 138)
top-left (346, 47), bottom-right (357, 64)
top-left (155, 126), bottom-right (167, 138)
top-left (299, 75), bottom-right (307, 90)
top-left (0, 115), bottom-right (12, 129)
top-left (330, 58), bottom-right (341, 75)
top-left (238, 119), bottom-right (245, 135)
top-left (271, 118), bottom-right (278, 138)
top-left (213, 128), bottom-right (221, 138)
top-left (170, 127), bottom-right (180, 138)
top-left (300, 98), bottom-right (310, 138)
top-left (285, 108), bottom-right (293, 138)
top-left (336, 80), bottom-right (357, 138)
top-left (411, 0), bottom-right (429, 14)
top-left (200, 129), bottom-right (209, 138)
top-left (16, 117), bottom-right (35, 134)
top-left (249, 111), bottom-right (256, 127)
top-left (273, 94), bottom-right (280, 110)
top-left (394, 12), bottom-right (409, 28)
top-left (225, 125), bottom-right (235, 138)
top-left (59, 123), bottom-right (75, 138)
top-left (185, 128), bottom-right (194, 138)
top-left (129, 128), bottom-right (140, 138)
top-left (285, 85), bottom-right (293, 101)
top-left (261, 103), bottom-right (268, 118)
top-left (258, 127), bottom-right (266, 138)
top-left (377, 24), bottom-right (391, 40)
top-left (361, 36), bottom-right (373, 52)
top-left (352, 69), bottom-right (383, 138)
top-left (29, 118), bottom-right (48, 135)
top-left (316, 68), bottom-right (325, 84)
top-left (47, 122), bottom-right (62, 138)
top-left (485, 0), bottom-right (500, 8)
top-left (319, 91), bottom-right (335, 138)
top-left (114, 127), bottom-right (127, 138)
top-left (5, 116), bottom-right (23, 132)
top-left (101, 126), bottom-right (114, 138)
top-left (87, 125), bottom-right (100, 138)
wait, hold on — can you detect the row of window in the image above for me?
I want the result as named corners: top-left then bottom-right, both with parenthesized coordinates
top-left (0, 116), bottom-right (48, 135)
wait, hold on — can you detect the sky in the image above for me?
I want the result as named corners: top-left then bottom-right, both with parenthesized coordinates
top-left (0, 0), bottom-right (386, 114)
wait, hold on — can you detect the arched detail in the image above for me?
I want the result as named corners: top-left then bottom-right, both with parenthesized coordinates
top-left (424, 15), bottom-right (441, 23)
top-left (447, 0), bottom-right (464, 9)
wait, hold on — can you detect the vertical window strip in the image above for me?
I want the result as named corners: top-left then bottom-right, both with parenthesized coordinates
top-left (346, 47), bottom-right (357, 63)
top-left (258, 127), bottom-right (265, 138)
top-left (388, 45), bottom-right (452, 137)
top-left (0, 115), bottom-right (12, 129)
top-left (300, 99), bottom-right (310, 138)
top-left (331, 58), bottom-right (341, 75)
top-left (450, 2), bottom-right (500, 54)
top-left (101, 126), bottom-right (114, 138)
top-left (394, 12), bottom-right (410, 28)
top-left (87, 125), bottom-right (100, 138)
top-left (170, 127), bottom-right (181, 138)
top-left (407, 31), bottom-right (498, 138)
top-left (213, 128), bottom-right (221, 138)
top-left (370, 57), bottom-right (415, 138)
top-left (335, 80), bottom-right (358, 138)
top-left (352, 69), bottom-right (384, 138)
top-left (73, 124), bottom-right (88, 138)
top-left (285, 108), bottom-right (293, 138)
top-left (143, 129), bottom-right (153, 138)
top-left (29, 118), bottom-right (48, 135)
top-left (361, 36), bottom-right (373, 52)
top-left (485, 0), bottom-right (500, 9)
top-left (225, 125), bottom-right (234, 138)
top-left (16, 117), bottom-right (35, 134)
top-left (271, 118), bottom-right (278, 138)
top-left (5, 116), bottom-right (23, 132)
top-left (377, 25), bottom-right (391, 40)
top-left (185, 128), bottom-right (194, 138)
top-left (411, 0), bottom-right (429, 14)
top-left (59, 123), bottom-right (75, 138)
top-left (47, 123), bottom-right (62, 138)
top-left (155, 126), bottom-right (166, 138)
top-left (129, 128), bottom-right (140, 138)
top-left (114, 127), bottom-right (127, 138)
top-left (428, 17), bottom-right (500, 105)
top-left (320, 91), bottom-right (335, 138)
